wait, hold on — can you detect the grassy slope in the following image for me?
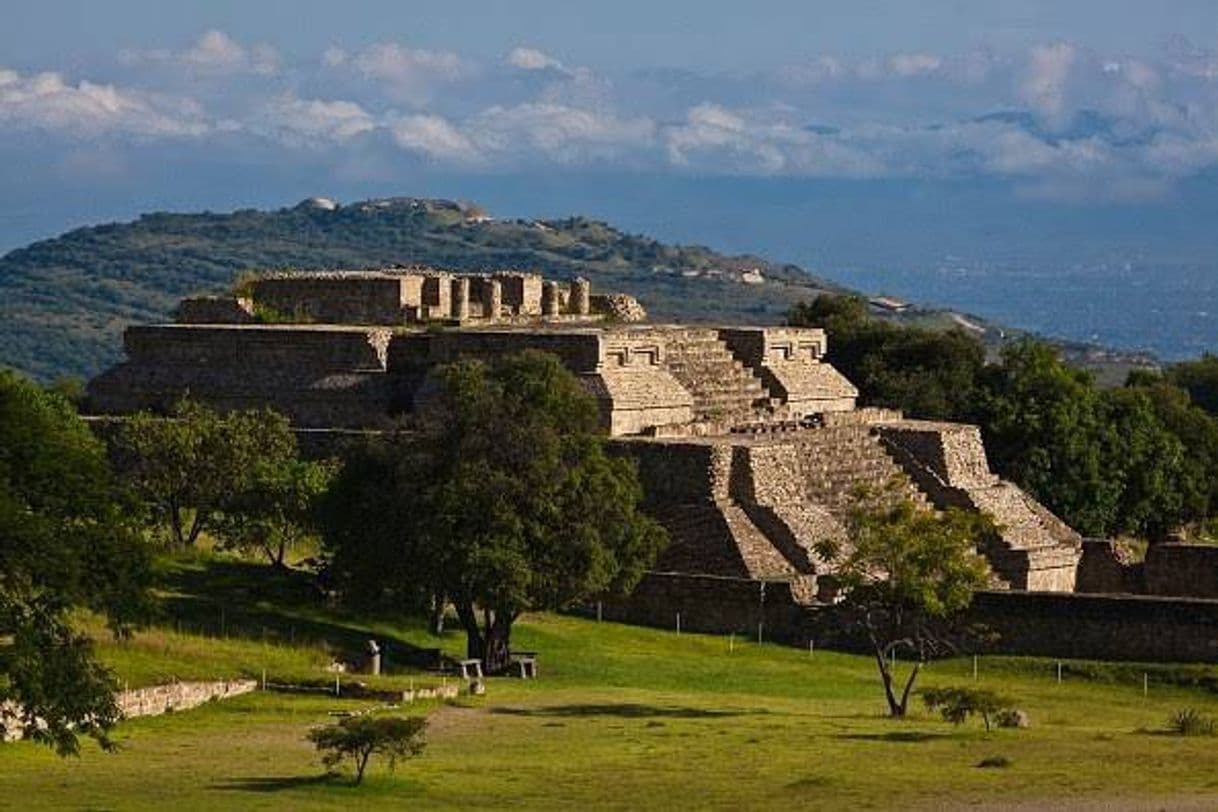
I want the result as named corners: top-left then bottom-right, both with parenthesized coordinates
top-left (3, 557), bottom-right (1218, 810)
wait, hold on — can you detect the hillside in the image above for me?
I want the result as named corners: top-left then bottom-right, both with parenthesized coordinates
top-left (0, 196), bottom-right (851, 381)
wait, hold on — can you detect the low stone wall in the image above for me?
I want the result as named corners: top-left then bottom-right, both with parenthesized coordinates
top-left (596, 572), bottom-right (808, 643)
top-left (2, 680), bottom-right (257, 743)
top-left (1144, 544), bottom-right (1218, 598)
top-left (967, 591), bottom-right (1218, 663)
top-left (117, 679), bottom-right (257, 719)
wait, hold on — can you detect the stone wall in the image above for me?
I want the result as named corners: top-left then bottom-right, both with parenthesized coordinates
top-left (87, 325), bottom-right (396, 428)
top-left (596, 572), bottom-right (808, 643)
top-left (175, 296), bottom-right (255, 324)
top-left (966, 591), bottom-right (1218, 663)
top-left (2, 680), bottom-right (256, 743)
top-left (1076, 539), bottom-right (1145, 594)
top-left (253, 274), bottom-right (417, 324)
top-left (1144, 544), bottom-right (1218, 598)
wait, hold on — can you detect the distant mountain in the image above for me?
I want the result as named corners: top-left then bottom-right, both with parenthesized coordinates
top-left (0, 196), bottom-right (848, 381)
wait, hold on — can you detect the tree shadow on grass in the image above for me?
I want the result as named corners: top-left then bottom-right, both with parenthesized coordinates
top-left (211, 774), bottom-right (337, 792)
top-left (155, 558), bottom-right (446, 668)
top-left (834, 731), bottom-right (949, 743)
top-left (490, 703), bottom-right (765, 719)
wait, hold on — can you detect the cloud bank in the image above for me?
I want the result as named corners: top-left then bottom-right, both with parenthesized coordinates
top-left (6, 30), bottom-right (1218, 200)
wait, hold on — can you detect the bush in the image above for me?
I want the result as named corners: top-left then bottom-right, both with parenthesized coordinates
top-left (308, 715), bottom-right (428, 784)
top-left (976, 755), bottom-right (1012, 769)
top-left (922, 686), bottom-right (1016, 732)
top-left (1166, 708), bottom-right (1216, 737)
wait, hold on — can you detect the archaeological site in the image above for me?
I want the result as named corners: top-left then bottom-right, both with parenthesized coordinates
top-left (88, 268), bottom-right (1218, 661)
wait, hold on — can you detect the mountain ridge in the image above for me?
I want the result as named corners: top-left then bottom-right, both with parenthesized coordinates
top-left (0, 195), bottom-right (1149, 382)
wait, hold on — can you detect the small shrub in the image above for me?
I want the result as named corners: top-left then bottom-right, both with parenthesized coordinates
top-left (308, 715), bottom-right (428, 785)
top-left (976, 755), bottom-right (1011, 769)
top-left (1166, 708), bottom-right (1216, 737)
top-left (922, 686), bottom-right (1016, 732)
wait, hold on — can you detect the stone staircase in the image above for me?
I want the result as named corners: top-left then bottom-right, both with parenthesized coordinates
top-left (967, 483), bottom-right (1081, 591)
top-left (794, 425), bottom-right (931, 517)
top-left (664, 330), bottom-right (771, 424)
top-left (650, 502), bottom-right (809, 580)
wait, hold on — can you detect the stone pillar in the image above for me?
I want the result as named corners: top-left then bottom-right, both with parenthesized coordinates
top-left (541, 281), bottom-right (560, 317)
top-left (485, 279), bottom-right (502, 320)
top-left (571, 277), bottom-right (591, 316)
top-left (450, 277), bottom-right (470, 320)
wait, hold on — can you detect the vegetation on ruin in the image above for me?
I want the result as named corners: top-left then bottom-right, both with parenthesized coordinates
top-left (4, 549), bottom-right (1218, 809)
top-left (792, 294), bottom-right (1218, 541)
top-left (319, 351), bottom-right (667, 673)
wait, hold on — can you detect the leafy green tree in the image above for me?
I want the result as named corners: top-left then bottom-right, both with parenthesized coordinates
top-left (816, 491), bottom-right (992, 718)
top-left (970, 341), bottom-right (1119, 536)
top-left (308, 715), bottom-right (427, 785)
top-left (1164, 354), bottom-right (1218, 417)
top-left (922, 686), bottom-right (1015, 731)
top-left (110, 400), bottom-right (297, 547)
top-left (212, 458), bottom-right (335, 568)
top-left (0, 370), bottom-right (150, 754)
top-left (321, 351), bottom-right (667, 673)
top-left (789, 295), bottom-right (984, 420)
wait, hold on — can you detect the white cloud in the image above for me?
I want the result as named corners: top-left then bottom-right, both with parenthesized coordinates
top-left (470, 103), bottom-right (655, 163)
top-left (888, 53), bottom-right (943, 78)
top-left (120, 30), bottom-right (279, 76)
top-left (252, 96), bottom-right (376, 148)
top-left (344, 42), bottom-right (471, 105)
top-left (1020, 42), bottom-right (1076, 122)
top-left (0, 69), bottom-right (208, 138)
top-left (664, 103), bottom-right (883, 176)
top-left (389, 113), bottom-right (479, 162)
top-left (507, 47), bottom-right (565, 73)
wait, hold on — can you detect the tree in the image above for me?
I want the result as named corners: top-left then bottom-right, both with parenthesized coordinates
top-left (816, 489), bottom-right (993, 718)
top-left (789, 296), bottom-right (984, 421)
top-left (212, 458), bottom-right (335, 567)
top-left (308, 715), bottom-right (427, 785)
top-left (110, 400), bottom-right (297, 547)
top-left (0, 370), bottom-right (150, 754)
top-left (922, 686), bottom-right (1015, 731)
top-left (321, 351), bottom-right (667, 673)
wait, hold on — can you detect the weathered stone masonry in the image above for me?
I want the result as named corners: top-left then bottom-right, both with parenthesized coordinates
top-left (88, 268), bottom-right (1098, 653)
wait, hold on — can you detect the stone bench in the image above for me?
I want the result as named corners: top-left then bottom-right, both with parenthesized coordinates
top-left (509, 651), bottom-right (539, 679)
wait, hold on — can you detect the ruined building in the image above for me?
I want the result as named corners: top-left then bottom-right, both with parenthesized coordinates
top-left (89, 269), bottom-right (1082, 611)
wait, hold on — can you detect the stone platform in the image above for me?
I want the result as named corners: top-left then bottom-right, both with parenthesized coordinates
top-left (87, 268), bottom-right (1082, 599)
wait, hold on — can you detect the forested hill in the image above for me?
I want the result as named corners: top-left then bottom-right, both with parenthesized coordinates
top-left (0, 196), bottom-right (848, 381)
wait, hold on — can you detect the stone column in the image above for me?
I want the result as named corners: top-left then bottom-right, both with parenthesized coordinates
top-left (485, 279), bottom-right (502, 320)
top-left (570, 277), bottom-right (591, 316)
top-left (541, 281), bottom-right (560, 317)
top-left (450, 277), bottom-right (470, 321)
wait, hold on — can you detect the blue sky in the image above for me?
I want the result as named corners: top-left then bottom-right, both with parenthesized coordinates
top-left (3, 1), bottom-right (1218, 251)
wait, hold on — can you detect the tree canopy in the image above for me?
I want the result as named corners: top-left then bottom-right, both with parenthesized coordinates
top-left (792, 294), bottom-right (1218, 541)
top-left (816, 489), bottom-right (993, 717)
top-left (321, 350), bottom-right (667, 672)
top-left (110, 400), bottom-right (304, 548)
top-left (0, 370), bottom-right (150, 754)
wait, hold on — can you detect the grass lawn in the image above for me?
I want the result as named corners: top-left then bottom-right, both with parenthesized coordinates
top-left (4, 556), bottom-right (1218, 810)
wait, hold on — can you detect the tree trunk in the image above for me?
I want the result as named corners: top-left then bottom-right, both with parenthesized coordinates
top-left (482, 612), bottom-right (513, 675)
top-left (453, 600), bottom-right (515, 674)
top-left (185, 509), bottom-right (205, 547)
top-left (168, 502), bottom-right (186, 547)
top-left (428, 593), bottom-right (446, 636)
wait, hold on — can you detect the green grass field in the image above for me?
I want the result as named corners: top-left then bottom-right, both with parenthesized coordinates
top-left (4, 556), bottom-right (1218, 810)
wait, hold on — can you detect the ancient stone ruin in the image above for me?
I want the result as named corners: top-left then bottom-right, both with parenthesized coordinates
top-left (88, 268), bottom-right (1082, 615)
